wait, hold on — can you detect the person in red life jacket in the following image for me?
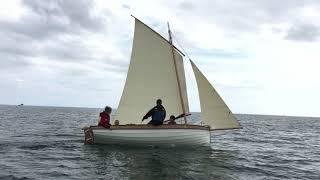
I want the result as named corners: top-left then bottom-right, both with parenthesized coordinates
top-left (164, 113), bottom-right (191, 125)
top-left (98, 106), bottom-right (112, 128)
top-left (142, 99), bottom-right (166, 126)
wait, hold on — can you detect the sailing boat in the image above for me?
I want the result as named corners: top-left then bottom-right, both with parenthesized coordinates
top-left (83, 16), bottom-right (240, 146)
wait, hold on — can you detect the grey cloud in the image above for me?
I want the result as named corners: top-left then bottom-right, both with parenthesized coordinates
top-left (103, 57), bottom-right (129, 67)
top-left (177, 0), bottom-right (320, 34)
top-left (0, 53), bottom-right (32, 70)
top-left (178, 1), bottom-right (195, 10)
top-left (58, 68), bottom-right (90, 78)
top-left (41, 39), bottom-right (93, 61)
top-left (57, 77), bottom-right (113, 94)
top-left (0, 17), bottom-right (68, 40)
top-left (172, 30), bottom-right (247, 59)
top-left (0, 0), bottom-right (116, 74)
top-left (216, 80), bottom-right (262, 90)
top-left (22, 0), bottom-right (105, 33)
top-left (102, 64), bottom-right (128, 74)
top-left (190, 48), bottom-right (247, 59)
top-left (53, 56), bottom-right (128, 80)
top-left (0, 0), bottom-right (106, 41)
top-left (0, 32), bottom-right (38, 57)
top-left (0, 30), bottom-right (93, 67)
top-left (285, 23), bottom-right (320, 42)
top-left (122, 4), bottom-right (131, 9)
top-left (97, 57), bottom-right (129, 74)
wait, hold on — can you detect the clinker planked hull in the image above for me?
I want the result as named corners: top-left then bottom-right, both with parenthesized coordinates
top-left (84, 125), bottom-right (211, 147)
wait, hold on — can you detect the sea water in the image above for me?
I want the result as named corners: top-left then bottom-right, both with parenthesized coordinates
top-left (0, 105), bottom-right (319, 179)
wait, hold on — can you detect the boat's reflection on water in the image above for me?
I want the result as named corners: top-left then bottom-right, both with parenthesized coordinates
top-left (80, 144), bottom-right (238, 179)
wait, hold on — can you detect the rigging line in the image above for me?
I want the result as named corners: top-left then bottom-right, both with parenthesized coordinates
top-left (171, 31), bottom-right (204, 125)
top-left (171, 30), bottom-right (203, 120)
top-left (170, 30), bottom-right (197, 84)
top-left (171, 33), bottom-right (193, 61)
top-left (169, 30), bottom-right (195, 82)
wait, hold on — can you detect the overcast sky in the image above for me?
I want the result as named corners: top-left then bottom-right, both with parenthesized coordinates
top-left (1, 0), bottom-right (320, 117)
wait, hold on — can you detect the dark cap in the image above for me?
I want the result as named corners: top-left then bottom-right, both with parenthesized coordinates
top-left (104, 106), bottom-right (112, 113)
top-left (156, 99), bottom-right (162, 105)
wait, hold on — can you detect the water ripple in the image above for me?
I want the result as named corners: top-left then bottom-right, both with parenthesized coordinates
top-left (0, 105), bottom-right (319, 179)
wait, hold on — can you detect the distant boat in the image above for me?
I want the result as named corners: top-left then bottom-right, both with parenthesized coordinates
top-left (18, 104), bottom-right (24, 106)
top-left (83, 16), bottom-right (240, 147)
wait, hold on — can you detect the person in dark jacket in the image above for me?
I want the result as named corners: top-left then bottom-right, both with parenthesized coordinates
top-left (142, 99), bottom-right (166, 126)
top-left (98, 106), bottom-right (112, 128)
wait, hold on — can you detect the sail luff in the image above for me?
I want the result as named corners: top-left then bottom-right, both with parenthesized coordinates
top-left (190, 60), bottom-right (240, 130)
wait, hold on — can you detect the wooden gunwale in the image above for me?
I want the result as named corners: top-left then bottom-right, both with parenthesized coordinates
top-left (87, 124), bottom-right (210, 131)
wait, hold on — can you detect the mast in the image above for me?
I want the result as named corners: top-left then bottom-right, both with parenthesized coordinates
top-left (167, 22), bottom-right (188, 124)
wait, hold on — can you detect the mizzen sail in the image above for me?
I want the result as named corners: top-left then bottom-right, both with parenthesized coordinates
top-left (115, 18), bottom-right (189, 125)
top-left (190, 60), bottom-right (240, 130)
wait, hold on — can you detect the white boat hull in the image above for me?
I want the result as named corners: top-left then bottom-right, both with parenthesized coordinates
top-left (85, 125), bottom-right (211, 147)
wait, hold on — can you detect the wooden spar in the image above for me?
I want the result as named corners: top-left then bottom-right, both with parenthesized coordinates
top-left (167, 22), bottom-right (188, 125)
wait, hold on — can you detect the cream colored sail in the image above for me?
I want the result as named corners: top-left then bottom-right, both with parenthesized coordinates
top-left (115, 18), bottom-right (189, 125)
top-left (190, 60), bottom-right (239, 130)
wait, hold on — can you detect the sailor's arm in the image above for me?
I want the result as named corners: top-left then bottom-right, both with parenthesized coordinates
top-left (175, 113), bottom-right (191, 120)
top-left (142, 108), bottom-right (154, 121)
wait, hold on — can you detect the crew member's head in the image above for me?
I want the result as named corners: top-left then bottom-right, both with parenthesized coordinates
top-left (169, 115), bottom-right (175, 120)
top-left (104, 106), bottom-right (112, 114)
top-left (156, 99), bottom-right (162, 105)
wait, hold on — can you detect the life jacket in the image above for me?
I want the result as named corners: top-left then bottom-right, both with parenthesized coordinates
top-left (99, 112), bottom-right (111, 128)
top-left (152, 107), bottom-right (165, 122)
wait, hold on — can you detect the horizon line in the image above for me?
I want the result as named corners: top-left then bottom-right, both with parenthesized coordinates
top-left (1, 103), bottom-right (319, 119)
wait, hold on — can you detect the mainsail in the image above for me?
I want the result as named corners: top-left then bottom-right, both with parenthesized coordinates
top-left (115, 18), bottom-right (189, 125)
top-left (190, 60), bottom-right (240, 130)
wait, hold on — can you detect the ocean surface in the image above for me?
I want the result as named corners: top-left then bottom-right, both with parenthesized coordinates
top-left (0, 105), bottom-right (319, 180)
